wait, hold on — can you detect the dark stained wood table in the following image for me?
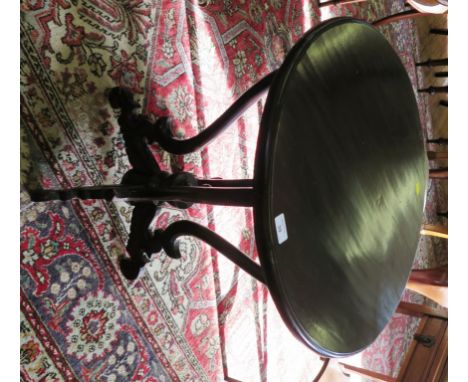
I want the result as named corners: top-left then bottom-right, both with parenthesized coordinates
top-left (31, 17), bottom-right (428, 357)
top-left (253, 18), bottom-right (428, 356)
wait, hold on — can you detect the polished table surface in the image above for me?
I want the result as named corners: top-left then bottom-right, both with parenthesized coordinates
top-left (253, 18), bottom-right (428, 357)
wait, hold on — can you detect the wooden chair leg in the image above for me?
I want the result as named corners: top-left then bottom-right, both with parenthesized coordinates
top-left (429, 168), bottom-right (448, 179)
top-left (406, 266), bottom-right (448, 308)
top-left (418, 86), bottom-right (448, 95)
top-left (372, 9), bottom-right (430, 27)
top-left (430, 28), bottom-right (448, 36)
top-left (396, 301), bottom-right (447, 320)
top-left (439, 100), bottom-right (448, 107)
top-left (437, 211), bottom-right (448, 219)
top-left (427, 137), bottom-right (447, 145)
top-left (434, 71), bottom-right (448, 78)
top-left (427, 151), bottom-right (448, 160)
top-left (416, 58), bottom-right (448, 67)
top-left (406, 281), bottom-right (448, 308)
top-left (410, 265), bottom-right (448, 287)
top-left (420, 224), bottom-right (448, 239)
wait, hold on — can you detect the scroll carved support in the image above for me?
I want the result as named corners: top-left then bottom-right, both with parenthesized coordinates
top-left (30, 79), bottom-right (263, 281)
top-left (120, 220), bottom-right (266, 284)
top-left (108, 71), bottom-right (276, 155)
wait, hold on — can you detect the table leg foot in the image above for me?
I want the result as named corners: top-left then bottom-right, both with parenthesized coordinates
top-left (119, 202), bottom-right (162, 280)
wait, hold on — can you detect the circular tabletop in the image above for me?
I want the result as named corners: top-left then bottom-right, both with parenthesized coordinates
top-left (253, 18), bottom-right (428, 357)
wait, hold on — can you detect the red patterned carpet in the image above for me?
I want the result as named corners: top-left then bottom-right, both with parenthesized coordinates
top-left (20, 1), bottom-right (446, 381)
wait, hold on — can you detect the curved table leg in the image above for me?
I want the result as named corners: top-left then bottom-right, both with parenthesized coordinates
top-left (108, 71), bottom-right (276, 155)
top-left (120, 220), bottom-right (266, 283)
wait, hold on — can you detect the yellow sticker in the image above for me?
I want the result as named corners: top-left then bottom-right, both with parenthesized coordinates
top-left (415, 182), bottom-right (421, 195)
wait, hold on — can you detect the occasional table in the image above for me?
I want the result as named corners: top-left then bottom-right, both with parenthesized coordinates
top-left (30, 17), bottom-right (428, 357)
